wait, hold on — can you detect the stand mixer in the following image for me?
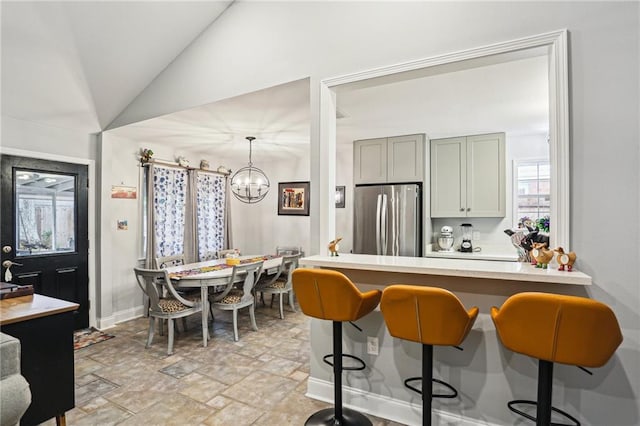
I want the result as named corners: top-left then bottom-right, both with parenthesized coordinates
top-left (437, 226), bottom-right (455, 252)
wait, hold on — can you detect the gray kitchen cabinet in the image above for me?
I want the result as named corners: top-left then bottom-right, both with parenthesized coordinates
top-left (354, 134), bottom-right (425, 184)
top-left (430, 132), bottom-right (505, 218)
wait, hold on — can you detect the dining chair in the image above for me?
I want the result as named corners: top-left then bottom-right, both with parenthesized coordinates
top-left (133, 267), bottom-right (202, 355)
top-left (216, 248), bottom-right (240, 259)
top-left (276, 246), bottom-right (304, 256)
top-left (153, 253), bottom-right (198, 332)
top-left (154, 254), bottom-right (186, 269)
top-left (208, 261), bottom-right (264, 341)
top-left (255, 253), bottom-right (301, 319)
top-left (199, 251), bottom-right (217, 262)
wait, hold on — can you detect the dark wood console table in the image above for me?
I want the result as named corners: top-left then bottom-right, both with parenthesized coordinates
top-left (0, 294), bottom-right (78, 426)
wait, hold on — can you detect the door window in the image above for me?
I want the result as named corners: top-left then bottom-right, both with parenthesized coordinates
top-left (15, 170), bottom-right (76, 256)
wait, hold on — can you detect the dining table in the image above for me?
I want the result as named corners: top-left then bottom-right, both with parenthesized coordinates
top-left (165, 254), bottom-right (283, 347)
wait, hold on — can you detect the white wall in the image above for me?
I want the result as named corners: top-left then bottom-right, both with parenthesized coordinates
top-left (1, 115), bottom-right (98, 160)
top-left (230, 153), bottom-right (311, 256)
top-left (335, 143), bottom-right (354, 254)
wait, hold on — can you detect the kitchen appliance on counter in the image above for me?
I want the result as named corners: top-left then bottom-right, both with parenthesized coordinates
top-left (460, 223), bottom-right (473, 252)
top-left (437, 226), bottom-right (455, 252)
top-left (353, 183), bottom-right (421, 257)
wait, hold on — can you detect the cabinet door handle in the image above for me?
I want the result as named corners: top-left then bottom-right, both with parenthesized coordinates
top-left (460, 207), bottom-right (464, 212)
top-left (467, 208), bottom-right (471, 211)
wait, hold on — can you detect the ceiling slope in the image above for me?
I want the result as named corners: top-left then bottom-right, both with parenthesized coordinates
top-left (1, 1), bottom-right (232, 133)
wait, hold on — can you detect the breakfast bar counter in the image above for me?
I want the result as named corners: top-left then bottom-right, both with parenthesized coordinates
top-left (299, 253), bottom-right (591, 286)
top-left (298, 254), bottom-right (594, 425)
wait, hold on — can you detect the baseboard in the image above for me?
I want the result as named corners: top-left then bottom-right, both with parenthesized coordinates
top-left (98, 306), bottom-right (145, 330)
top-left (306, 377), bottom-right (500, 426)
top-left (97, 315), bottom-right (117, 330)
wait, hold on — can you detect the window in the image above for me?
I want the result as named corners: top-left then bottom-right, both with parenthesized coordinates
top-left (15, 170), bottom-right (76, 256)
top-left (139, 164), bottom-right (227, 264)
top-left (513, 159), bottom-right (550, 227)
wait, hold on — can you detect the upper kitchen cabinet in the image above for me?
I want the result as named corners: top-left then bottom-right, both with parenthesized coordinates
top-left (430, 132), bottom-right (505, 218)
top-left (354, 134), bottom-right (425, 184)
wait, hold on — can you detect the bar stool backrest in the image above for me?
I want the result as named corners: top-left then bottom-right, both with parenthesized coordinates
top-left (292, 268), bottom-right (381, 322)
top-left (381, 285), bottom-right (479, 346)
top-left (491, 292), bottom-right (623, 368)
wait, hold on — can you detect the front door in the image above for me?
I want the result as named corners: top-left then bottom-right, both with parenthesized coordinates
top-left (1, 155), bottom-right (89, 330)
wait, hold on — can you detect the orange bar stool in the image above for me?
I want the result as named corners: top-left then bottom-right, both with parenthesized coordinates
top-left (380, 285), bottom-right (478, 426)
top-left (491, 292), bottom-right (623, 426)
top-left (293, 268), bottom-right (382, 426)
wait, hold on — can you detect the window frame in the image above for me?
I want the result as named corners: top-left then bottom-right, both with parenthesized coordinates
top-left (512, 157), bottom-right (551, 229)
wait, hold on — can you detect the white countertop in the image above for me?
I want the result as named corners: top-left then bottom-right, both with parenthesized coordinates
top-left (424, 245), bottom-right (519, 262)
top-left (299, 253), bottom-right (591, 286)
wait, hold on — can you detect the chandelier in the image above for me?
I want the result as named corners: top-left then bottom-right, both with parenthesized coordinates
top-left (230, 136), bottom-right (270, 204)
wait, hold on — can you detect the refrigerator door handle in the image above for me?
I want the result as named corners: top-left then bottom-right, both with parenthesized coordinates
top-left (393, 193), bottom-right (399, 256)
top-left (375, 194), bottom-right (382, 255)
top-left (381, 194), bottom-right (388, 255)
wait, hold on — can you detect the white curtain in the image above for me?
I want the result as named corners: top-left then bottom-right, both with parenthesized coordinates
top-left (145, 163), bottom-right (230, 267)
top-left (145, 164), bottom-right (188, 267)
top-left (195, 170), bottom-right (226, 261)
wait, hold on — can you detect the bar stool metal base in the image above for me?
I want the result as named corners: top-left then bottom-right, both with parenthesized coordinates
top-left (507, 400), bottom-right (580, 426)
top-left (305, 407), bottom-right (373, 426)
top-left (312, 321), bottom-right (373, 426)
top-left (507, 359), bottom-right (581, 426)
top-left (405, 377), bottom-right (458, 399)
top-left (323, 353), bottom-right (366, 371)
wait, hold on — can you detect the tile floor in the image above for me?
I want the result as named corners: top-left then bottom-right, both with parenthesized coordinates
top-left (42, 301), bottom-right (403, 425)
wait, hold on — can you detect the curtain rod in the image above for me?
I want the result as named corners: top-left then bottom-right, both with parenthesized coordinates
top-left (141, 159), bottom-right (231, 176)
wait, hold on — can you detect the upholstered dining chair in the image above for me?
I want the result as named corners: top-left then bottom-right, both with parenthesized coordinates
top-left (209, 261), bottom-right (264, 341)
top-left (217, 248), bottom-right (240, 259)
top-left (154, 254), bottom-right (186, 269)
top-left (199, 251), bottom-right (217, 262)
top-left (255, 253), bottom-right (301, 319)
top-left (133, 267), bottom-right (202, 355)
top-left (276, 246), bottom-right (304, 256)
top-left (153, 253), bottom-right (198, 331)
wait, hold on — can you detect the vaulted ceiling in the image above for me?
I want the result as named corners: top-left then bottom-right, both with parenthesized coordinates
top-left (1, 1), bottom-right (232, 132)
top-left (2, 1), bottom-right (548, 160)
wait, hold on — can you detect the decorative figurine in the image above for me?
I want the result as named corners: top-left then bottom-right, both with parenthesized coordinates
top-left (140, 148), bottom-right (154, 164)
top-left (531, 242), bottom-right (554, 269)
top-left (200, 159), bottom-right (210, 170)
top-left (177, 156), bottom-right (190, 167)
top-left (505, 225), bottom-right (550, 264)
top-left (328, 237), bottom-right (342, 256)
top-left (554, 247), bottom-right (577, 271)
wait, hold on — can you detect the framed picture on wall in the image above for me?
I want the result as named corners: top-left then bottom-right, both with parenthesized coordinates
top-left (335, 186), bottom-right (345, 208)
top-left (278, 182), bottom-right (310, 216)
top-left (111, 185), bottom-right (137, 199)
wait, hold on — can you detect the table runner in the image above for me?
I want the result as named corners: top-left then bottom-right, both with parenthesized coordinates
top-left (169, 255), bottom-right (280, 279)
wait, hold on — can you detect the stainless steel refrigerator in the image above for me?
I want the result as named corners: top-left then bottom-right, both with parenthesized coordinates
top-left (353, 183), bottom-right (422, 256)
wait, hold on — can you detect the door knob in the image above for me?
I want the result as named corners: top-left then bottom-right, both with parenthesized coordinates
top-left (2, 260), bottom-right (23, 268)
top-left (2, 246), bottom-right (12, 253)
top-left (2, 260), bottom-right (22, 282)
